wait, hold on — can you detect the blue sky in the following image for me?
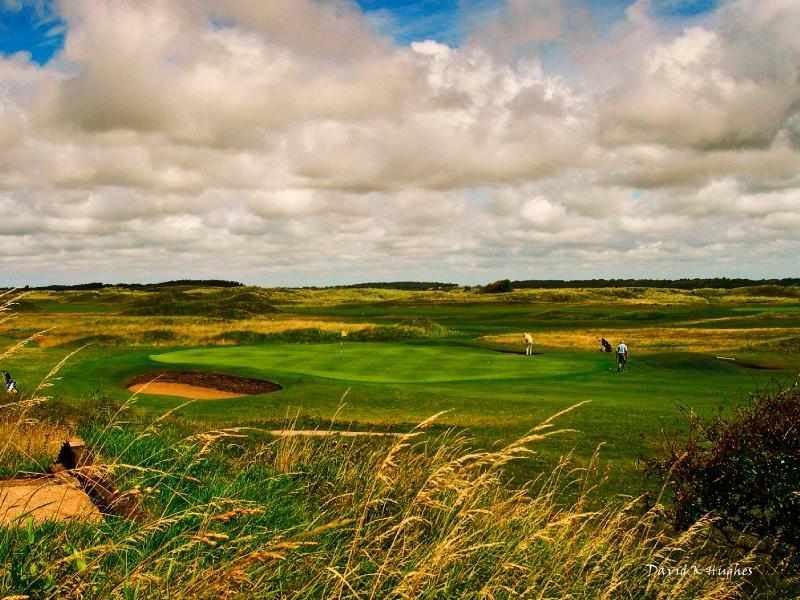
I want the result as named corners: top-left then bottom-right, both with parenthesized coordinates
top-left (357, 0), bottom-right (720, 45)
top-left (357, 0), bottom-right (469, 46)
top-left (0, 0), bottom-right (64, 64)
top-left (1, 0), bottom-right (720, 66)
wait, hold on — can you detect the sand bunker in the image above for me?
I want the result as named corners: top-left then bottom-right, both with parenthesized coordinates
top-left (127, 370), bottom-right (281, 399)
top-left (128, 382), bottom-right (246, 399)
top-left (0, 477), bottom-right (102, 525)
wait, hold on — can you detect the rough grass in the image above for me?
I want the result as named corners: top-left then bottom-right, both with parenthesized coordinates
top-left (4, 315), bottom-right (375, 349)
top-left (3, 314), bottom-right (459, 349)
top-left (483, 327), bottom-right (800, 353)
top-left (122, 289), bottom-right (279, 319)
top-left (9, 285), bottom-right (800, 339)
top-left (2, 404), bottom-right (784, 599)
top-left (16, 285), bottom-right (800, 315)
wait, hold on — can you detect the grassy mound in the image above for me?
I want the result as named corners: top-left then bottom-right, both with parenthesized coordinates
top-left (736, 285), bottom-right (800, 299)
top-left (209, 323), bottom-right (451, 346)
top-left (123, 289), bottom-right (278, 319)
top-left (55, 334), bottom-right (128, 347)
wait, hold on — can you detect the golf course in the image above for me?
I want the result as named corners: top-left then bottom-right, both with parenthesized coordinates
top-left (5, 282), bottom-right (800, 598)
top-left (3, 283), bottom-right (799, 495)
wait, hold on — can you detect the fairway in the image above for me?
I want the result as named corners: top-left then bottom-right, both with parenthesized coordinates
top-left (152, 343), bottom-right (588, 384)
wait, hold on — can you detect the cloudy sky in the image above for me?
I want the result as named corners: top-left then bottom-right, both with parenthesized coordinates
top-left (1, 0), bottom-right (798, 286)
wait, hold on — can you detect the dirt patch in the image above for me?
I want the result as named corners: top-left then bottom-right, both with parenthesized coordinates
top-left (126, 370), bottom-right (281, 398)
top-left (269, 430), bottom-right (404, 438)
top-left (0, 477), bottom-right (102, 525)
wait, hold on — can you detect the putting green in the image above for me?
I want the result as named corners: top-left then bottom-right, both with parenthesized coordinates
top-left (152, 343), bottom-right (595, 384)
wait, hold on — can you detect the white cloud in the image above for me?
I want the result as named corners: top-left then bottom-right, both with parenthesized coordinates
top-left (0, 0), bottom-right (798, 284)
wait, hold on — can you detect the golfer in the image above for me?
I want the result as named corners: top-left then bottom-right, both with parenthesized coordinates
top-left (523, 332), bottom-right (534, 357)
top-left (616, 341), bottom-right (629, 373)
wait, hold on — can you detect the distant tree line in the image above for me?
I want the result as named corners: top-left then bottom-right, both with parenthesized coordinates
top-left (32, 280), bottom-right (244, 291)
top-left (509, 278), bottom-right (800, 290)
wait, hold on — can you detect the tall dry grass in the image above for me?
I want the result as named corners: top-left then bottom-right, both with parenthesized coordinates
top-left (484, 326), bottom-right (800, 354)
top-left (3, 400), bottom-right (771, 598)
top-left (2, 314), bottom-right (374, 348)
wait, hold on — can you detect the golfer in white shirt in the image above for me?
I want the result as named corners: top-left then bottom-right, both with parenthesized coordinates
top-left (523, 333), bottom-right (534, 357)
top-left (616, 341), bottom-right (629, 373)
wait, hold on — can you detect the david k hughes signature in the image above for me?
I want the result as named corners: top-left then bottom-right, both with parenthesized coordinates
top-left (646, 564), bottom-right (753, 578)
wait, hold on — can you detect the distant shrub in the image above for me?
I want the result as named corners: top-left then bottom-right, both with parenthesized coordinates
top-left (351, 324), bottom-right (433, 341)
top-left (481, 279), bottom-right (513, 294)
top-left (764, 337), bottom-right (800, 353)
top-left (647, 385), bottom-right (800, 563)
top-left (737, 285), bottom-right (800, 299)
top-left (140, 329), bottom-right (178, 343)
top-left (212, 330), bottom-right (279, 344)
top-left (213, 329), bottom-right (339, 344)
top-left (403, 318), bottom-right (453, 337)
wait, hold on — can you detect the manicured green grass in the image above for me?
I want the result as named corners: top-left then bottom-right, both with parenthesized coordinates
top-left (153, 342), bottom-right (588, 384)
top-left (4, 339), bottom-right (791, 495)
top-left (144, 342), bottom-right (787, 494)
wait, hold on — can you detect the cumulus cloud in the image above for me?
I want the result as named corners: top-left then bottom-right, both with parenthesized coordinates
top-left (0, 0), bottom-right (798, 284)
top-left (597, 0), bottom-right (800, 151)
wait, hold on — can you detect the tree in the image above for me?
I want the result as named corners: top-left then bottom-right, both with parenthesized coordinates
top-left (481, 279), bottom-right (513, 294)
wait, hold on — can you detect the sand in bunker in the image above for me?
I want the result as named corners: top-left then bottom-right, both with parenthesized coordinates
top-left (1, 477), bottom-right (102, 525)
top-left (129, 382), bottom-right (244, 399)
top-left (126, 370), bottom-right (282, 399)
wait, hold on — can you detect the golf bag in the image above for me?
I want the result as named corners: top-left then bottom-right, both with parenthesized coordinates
top-left (3, 371), bottom-right (17, 394)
